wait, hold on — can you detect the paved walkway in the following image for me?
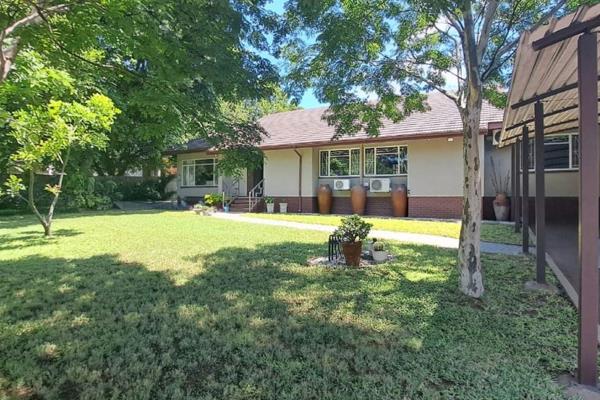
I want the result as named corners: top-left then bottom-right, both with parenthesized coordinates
top-left (213, 213), bottom-right (525, 256)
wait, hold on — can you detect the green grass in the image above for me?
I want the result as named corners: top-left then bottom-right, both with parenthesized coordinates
top-left (0, 211), bottom-right (580, 399)
top-left (246, 213), bottom-right (523, 245)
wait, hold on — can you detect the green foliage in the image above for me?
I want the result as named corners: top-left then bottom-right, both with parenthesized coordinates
top-left (278, 1), bottom-right (579, 135)
top-left (373, 241), bottom-right (385, 251)
top-left (9, 93), bottom-right (119, 172)
top-left (1, 175), bottom-right (25, 199)
top-left (264, 196), bottom-right (274, 204)
top-left (203, 193), bottom-right (224, 207)
top-left (334, 214), bottom-right (373, 243)
top-left (0, 212), bottom-right (580, 398)
top-left (115, 177), bottom-right (175, 202)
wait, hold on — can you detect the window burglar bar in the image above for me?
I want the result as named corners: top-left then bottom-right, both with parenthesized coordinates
top-left (328, 234), bottom-right (342, 261)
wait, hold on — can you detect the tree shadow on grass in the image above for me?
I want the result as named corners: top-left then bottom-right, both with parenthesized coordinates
top-left (0, 242), bottom-right (576, 399)
top-left (0, 210), bottom-right (173, 230)
top-left (0, 229), bottom-right (82, 252)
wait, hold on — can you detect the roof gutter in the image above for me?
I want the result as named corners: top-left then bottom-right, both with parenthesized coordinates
top-left (293, 148), bottom-right (302, 213)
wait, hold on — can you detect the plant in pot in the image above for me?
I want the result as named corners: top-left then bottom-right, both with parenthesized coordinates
top-left (490, 157), bottom-right (510, 221)
top-left (333, 214), bottom-right (373, 267)
top-left (265, 197), bottom-right (275, 213)
top-left (368, 238), bottom-right (377, 254)
top-left (371, 241), bottom-right (388, 263)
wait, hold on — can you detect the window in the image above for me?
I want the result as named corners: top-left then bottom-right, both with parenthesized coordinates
top-left (181, 159), bottom-right (217, 186)
top-left (319, 149), bottom-right (360, 177)
top-left (364, 146), bottom-right (408, 176)
top-left (523, 133), bottom-right (579, 171)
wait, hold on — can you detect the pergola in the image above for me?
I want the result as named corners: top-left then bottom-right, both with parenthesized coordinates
top-left (499, 4), bottom-right (600, 386)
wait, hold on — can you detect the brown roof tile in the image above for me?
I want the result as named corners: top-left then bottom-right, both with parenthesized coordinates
top-left (258, 91), bottom-right (503, 149)
top-left (168, 92), bottom-right (503, 154)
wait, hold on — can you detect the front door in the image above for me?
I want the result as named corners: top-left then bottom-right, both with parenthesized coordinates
top-left (247, 164), bottom-right (264, 193)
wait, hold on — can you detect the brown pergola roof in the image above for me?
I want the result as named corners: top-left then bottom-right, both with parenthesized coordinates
top-left (499, 3), bottom-right (600, 146)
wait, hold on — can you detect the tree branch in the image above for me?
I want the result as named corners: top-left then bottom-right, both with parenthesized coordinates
top-left (482, 0), bottom-right (567, 80)
top-left (3, 3), bottom-right (68, 38)
top-left (476, 0), bottom-right (499, 61)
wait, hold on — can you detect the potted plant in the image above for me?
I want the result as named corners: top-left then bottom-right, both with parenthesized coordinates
top-left (193, 203), bottom-right (214, 216)
top-left (222, 194), bottom-right (232, 213)
top-left (265, 197), bottom-right (275, 213)
top-left (279, 201), bottom-right (288, 213)
top-left (372, 241), bottom-right (388, 263)
top-left (368, 238), bottom-right (378, 254)
top-left (490, 157), bottom-right (510, 221)
top-left (333, 215), bottom-right (373, 267)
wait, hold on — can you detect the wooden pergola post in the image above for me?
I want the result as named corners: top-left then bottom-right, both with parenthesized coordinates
top-left (513, 139), bottom-right (522, 233)
top-left (576, 30), bottom-right (598, 386)
top-left (521, 126), bottom-right (530, 254)
top-left (534, 101), bottom-right (546, 283)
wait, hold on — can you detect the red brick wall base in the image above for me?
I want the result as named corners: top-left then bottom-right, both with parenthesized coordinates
top-left (270, 197), bottom-right (317, 213)
top-left (272, 196), bottom-right (463, 219)
top-left (408, 196), bottom-right (463, 219)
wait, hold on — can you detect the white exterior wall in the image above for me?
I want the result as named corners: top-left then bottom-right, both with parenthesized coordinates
top-left (407, 137), bottom-right (465, 196)
top-left (263, 148), bottom-right (315, 197)
top-left (262, 136), bottom-right (477, 198)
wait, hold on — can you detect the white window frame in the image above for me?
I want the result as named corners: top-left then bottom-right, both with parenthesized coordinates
top-left (522, 132), bottom-right (579, 172)
top-left (319, 148), bottom-right (361, 177)
top-left (363, 145), bottom-right (408, 176)
top-left (181, 158), bottom-right (218, 187)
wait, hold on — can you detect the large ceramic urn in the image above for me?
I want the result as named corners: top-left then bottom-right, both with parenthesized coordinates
top-left (493, 192), bottom-right (510, 221)
top-left (391, 184), bottom-right (408, 217)
top-left (351, 185), bottom-right (367, 215)
top-left (317, 184), bottom-right (333, 214)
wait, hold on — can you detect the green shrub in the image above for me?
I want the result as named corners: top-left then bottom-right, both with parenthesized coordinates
top-left (334, 214), bottom-right (373, 243)
top-left (204, 193), bottom-right (223, 207)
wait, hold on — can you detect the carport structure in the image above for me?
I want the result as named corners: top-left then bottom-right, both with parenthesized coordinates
top-left (499, 4), bottom-right (600, 386)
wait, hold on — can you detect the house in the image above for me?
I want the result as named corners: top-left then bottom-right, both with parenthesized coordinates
top-left (168, 92), bottom-right (507, 219)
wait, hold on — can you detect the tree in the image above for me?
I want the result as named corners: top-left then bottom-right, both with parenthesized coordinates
top-left (278, 0), bottom-right (589, 297)
top-left (2, 93), bottom-right (119, 236)
top-left (2, 1), bottom-right (281, 176)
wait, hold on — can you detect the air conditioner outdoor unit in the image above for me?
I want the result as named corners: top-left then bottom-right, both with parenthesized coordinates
top-left (492, 130), bottom-right (502, 146)
top-left (369, 178), bottom-right (391, 193)
top-left (333, 179), bottom-right (351, 191)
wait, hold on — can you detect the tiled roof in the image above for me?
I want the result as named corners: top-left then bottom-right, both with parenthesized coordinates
top-left (258, 92), bottom-right (503, 149)
top-left (168, 92), bottom-right (503, 153)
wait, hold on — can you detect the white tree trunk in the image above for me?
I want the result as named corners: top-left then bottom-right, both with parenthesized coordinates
top-left (458, 98), bottom-right (484, 298)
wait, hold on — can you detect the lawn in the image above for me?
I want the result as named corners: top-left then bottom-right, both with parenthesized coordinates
top-left (0, 211), bottom-right (580, 399)
top-left (246, 213), bottom-right (523, 245)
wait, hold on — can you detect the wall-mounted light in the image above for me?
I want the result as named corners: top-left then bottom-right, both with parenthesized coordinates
top-left (447, 137), bottom-right (454, 142)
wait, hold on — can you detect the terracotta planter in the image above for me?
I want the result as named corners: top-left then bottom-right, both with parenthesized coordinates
top-left (318, 184), bottom-right (333, 214)
top-left (350, 185), bottom-right (367, 215)
top-left (493, 192), bottom-right (510, 221)
top-left (391, 184), bottom-right (408, 217)
top-left (495, 192), bottom-right (509, 206)
top-left (493, 202), bottom-right (510, 221)
top-left (342, 241), bottom-right (363, 267)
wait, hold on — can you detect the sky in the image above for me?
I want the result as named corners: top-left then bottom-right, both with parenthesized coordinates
top-left (265, 0), bottom-right (327, 109)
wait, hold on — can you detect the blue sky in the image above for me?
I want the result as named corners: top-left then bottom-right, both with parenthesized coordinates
top-left (265, 0), bottom-right (327, 109)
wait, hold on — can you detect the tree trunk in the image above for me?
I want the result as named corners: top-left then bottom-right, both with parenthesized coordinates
top-left (43, 222), bottom-right (52, 237)
top-left (458, 100), bottom-right (484, 298)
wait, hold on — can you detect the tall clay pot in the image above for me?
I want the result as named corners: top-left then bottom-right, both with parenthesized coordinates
top-left (351, 185), bottom-right (367, 215)
top-left (391, 184), bottom-right (408, 217)
top-left (318, 184), bottom-right (332, 214)
top-left (493, 192), bottom-right (510, 221)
